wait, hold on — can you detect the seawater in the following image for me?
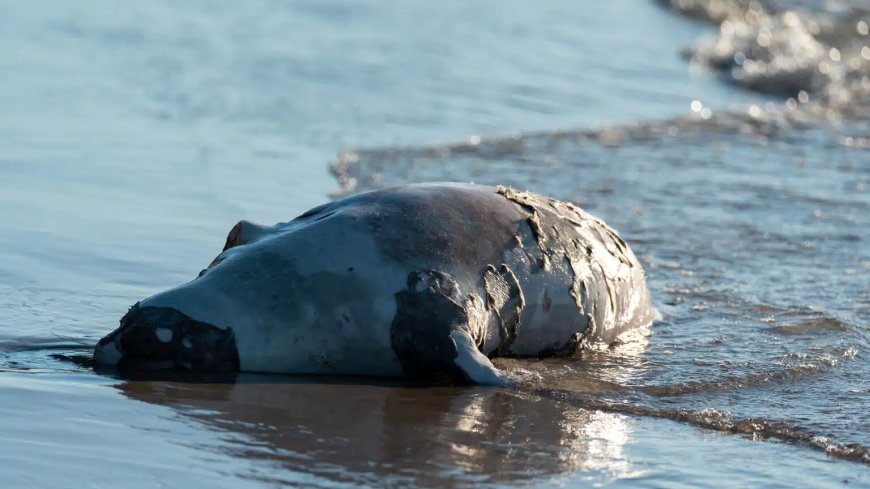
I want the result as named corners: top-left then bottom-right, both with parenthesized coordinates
top-left (0, 0), bottom-right (867, 487)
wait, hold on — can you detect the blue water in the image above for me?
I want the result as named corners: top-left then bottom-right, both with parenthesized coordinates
top-left (1, 0), bottom-right (868, 487)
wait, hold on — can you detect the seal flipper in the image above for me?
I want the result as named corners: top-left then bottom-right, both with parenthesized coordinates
top-left (450, 329), bottom-right (508, 386)
top-left (392, 269), bottom-right (507, 385)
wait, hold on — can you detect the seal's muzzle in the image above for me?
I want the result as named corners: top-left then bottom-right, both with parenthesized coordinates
top-left (93, 304), bottom-right (240, 371)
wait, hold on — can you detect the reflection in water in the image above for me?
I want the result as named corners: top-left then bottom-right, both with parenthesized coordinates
top-left (117, 377), bottom-right (635, 486)
top-left (493, 326), bottom-right (651, 393)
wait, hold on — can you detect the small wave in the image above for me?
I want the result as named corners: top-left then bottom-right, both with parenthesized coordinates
top-left (640, 362), bottom-right (826, 396)
top-left (536, 387), bottom-right (870, 464)
top-left (766, 316), bottom-right (851, 335)
top-left (0, 335), bottom-right (95, 353)
top-left (330, 109), bottom-right (866, 198)
top-left (646, 407), bottom-right (870, 465)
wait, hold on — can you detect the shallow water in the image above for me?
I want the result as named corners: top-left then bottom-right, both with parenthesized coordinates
top-left (1, 0), bottom-right (868, 487)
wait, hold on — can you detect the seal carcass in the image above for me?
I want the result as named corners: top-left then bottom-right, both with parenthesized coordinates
top-left (93, 183), bottom-right (656, 384)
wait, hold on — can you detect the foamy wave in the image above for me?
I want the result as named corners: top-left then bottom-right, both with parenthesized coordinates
top-left (660, 0), bottom-right (869, 120)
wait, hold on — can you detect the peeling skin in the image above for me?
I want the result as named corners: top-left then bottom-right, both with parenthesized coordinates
top-left (482, 264), bottom-right (525, 355)
top-left (378, 183), bottom-right (652, 368)
top-left (463, 291), bottom-right (494, 351)
top-left (495, 185), bottom-right (655, 349)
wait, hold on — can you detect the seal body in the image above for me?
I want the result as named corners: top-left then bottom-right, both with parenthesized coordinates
top-left (94, 183), bottom-right (656, 384)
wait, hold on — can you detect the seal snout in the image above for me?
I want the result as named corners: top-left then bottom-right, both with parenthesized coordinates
top-left (93, 304), bottom-right (240, 371)
top-left (93, 331), bottom-right (123, 366)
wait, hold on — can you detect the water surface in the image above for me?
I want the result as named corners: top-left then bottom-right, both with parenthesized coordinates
top-left (1, 0), bottom-right (868, 487)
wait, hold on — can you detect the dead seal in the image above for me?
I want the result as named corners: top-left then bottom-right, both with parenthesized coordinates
top-left (93, 183), bottom-right (656, 384)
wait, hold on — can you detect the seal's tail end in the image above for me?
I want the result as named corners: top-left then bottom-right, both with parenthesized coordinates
top-left (450, 330), bottom-right (508, 386)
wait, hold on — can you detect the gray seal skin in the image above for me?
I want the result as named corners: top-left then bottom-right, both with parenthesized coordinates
top-left (93, 183), bottom-right (656, 384)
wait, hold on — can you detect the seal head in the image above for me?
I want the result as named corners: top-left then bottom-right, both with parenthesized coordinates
top-left (94, 303), bottom-right (240, 371)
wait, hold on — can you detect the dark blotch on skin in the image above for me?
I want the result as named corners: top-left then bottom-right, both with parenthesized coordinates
top-left (223, 221), bottom-right (244, 251)
top-left (390, 270), bottom-right (467, 378)
top-left (98, 304), bottom-right (240, 371)
top-left (542, 289), bottom-right (552, 312)
top-left (538, 331), bottom-right (586, 357)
